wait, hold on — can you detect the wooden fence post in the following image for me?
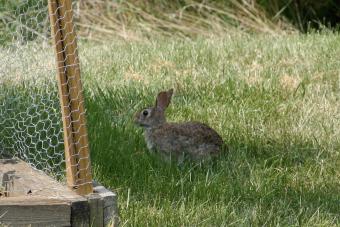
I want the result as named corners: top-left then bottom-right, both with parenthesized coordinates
top-left (48, 0), bottom-right (93, 196)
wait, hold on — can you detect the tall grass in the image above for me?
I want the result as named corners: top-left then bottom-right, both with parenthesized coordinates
top-left (75, 0), bottom-right (296, 42)
top-left (1, 0), bottom-right (339, 45)
top-left (257, 0), bottom-right (340, 31)
top-left (74, 0), bottom-right (340, 41)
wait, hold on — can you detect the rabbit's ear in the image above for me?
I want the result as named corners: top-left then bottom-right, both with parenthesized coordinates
top-left (155, 89), bottom-right (173, 111)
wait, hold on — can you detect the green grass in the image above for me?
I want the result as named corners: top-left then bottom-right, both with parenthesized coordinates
top-left (78, 33), bottom-right (340, 226)
top-left (2, 32), bottom-right (340, 226)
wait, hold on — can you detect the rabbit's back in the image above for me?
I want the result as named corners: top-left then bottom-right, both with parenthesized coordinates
top-left (145, 122), bottom-right (223, 162)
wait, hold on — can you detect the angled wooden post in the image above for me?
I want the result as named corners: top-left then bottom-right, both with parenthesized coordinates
top-left (48, 0), bottom-right (93, 195)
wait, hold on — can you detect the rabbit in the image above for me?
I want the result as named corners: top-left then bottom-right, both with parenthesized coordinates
top-left (134, 89), bottom-right (224, 164)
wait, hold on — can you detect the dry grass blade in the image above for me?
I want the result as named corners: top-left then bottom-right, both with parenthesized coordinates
top-left (73, 0), bottom-right (297, 42)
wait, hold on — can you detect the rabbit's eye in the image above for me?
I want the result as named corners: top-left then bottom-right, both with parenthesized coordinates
top-left (142, 110), bottom-right (149, 116)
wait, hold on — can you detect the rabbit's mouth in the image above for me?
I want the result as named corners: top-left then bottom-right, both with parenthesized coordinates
top-left (134, 120), bottom-right (150, 128)
top-left (137, 123), bottom-right (151, 128)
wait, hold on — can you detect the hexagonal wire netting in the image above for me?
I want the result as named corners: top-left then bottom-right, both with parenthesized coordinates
top-left (0, 0), bottom-right (91, 188)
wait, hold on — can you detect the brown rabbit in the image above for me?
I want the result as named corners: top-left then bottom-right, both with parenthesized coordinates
top-left (135, 89), bottom-right (224, 164)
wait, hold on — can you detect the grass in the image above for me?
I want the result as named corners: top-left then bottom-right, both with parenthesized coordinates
top-left (78, 33), bottom-right (340, 226)
top-left (1, 32), bottom-right (340, 225)
top-left (75, 0), bottom-right (296, 42)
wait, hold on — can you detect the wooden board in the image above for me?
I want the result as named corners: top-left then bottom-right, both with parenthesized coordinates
top-left (92, 181), bottom-right (120, 227)
top-left (0, 158), bottom-right (82, 200)
top-left (48, 0), bottom-right (93, 195)
top-left (0, 158), bottom-right (89, 226)
top-left (0, 158), bottom-right (118, 226)
top-left (0, 198), bottom-right (71, 226)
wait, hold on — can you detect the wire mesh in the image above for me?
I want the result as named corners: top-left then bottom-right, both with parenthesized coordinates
top-left (0, 0), bottom-right (92, 195)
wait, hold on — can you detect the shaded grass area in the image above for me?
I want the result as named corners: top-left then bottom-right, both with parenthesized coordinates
top-left (81, 33), bottom-right (340, 225)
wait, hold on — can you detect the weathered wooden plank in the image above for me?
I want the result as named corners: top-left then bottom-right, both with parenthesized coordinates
top-left (88, 193), bottom-right (104, 227)
top-left (48, 0), bottom-right (93, 196)
top-left (48, 0), bottom-right (79, 191)
top-left (0, 159), bottom-right (119, 226)
top-left (0, 158), bottom-right (88, 225)
top-left (0, 159), bottom-right (82, 200)
top-left (0, 195), bottom-right (89, 226)
top-left (0, 199), bottom-right (71, 226)
top-left (71, 199), bottom-right (90, 227)
top-left (92, 181), bottom-right (120, 227)
top-left (56, 0), bottom-right (93, 195)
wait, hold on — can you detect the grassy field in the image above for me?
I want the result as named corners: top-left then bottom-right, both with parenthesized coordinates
top-left (1, 32), bottom-right (339, 226)
top-left (78, 33), bottom-right (340, 226)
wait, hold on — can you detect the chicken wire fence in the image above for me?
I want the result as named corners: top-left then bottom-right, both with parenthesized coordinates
top-left (0, 0), bottom-right (93, 195)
